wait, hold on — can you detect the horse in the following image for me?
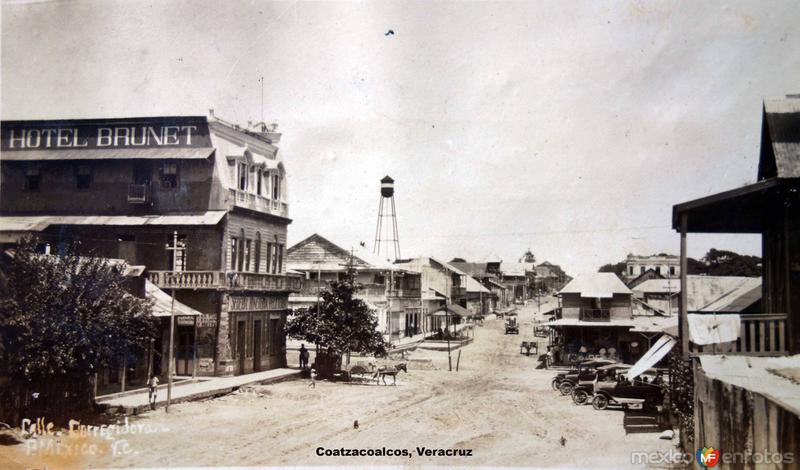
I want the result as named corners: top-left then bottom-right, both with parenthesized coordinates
top-left (372, 363), bottom-right (408, 385)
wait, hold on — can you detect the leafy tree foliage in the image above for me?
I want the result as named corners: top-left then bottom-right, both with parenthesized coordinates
top-left (685, 249), bottom-right (762, 276)
top-left (598, 261), bottom-right (627, 280)
top-left (285, 269), bottom-right (387, 359)
top-left (0, 238), bottom-right (156, 410)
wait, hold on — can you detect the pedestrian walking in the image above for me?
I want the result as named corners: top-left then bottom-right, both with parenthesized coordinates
top-left (299, 344), bottom-right (309, 370)
top-left (148, 375), bottom-right (160, 410)
top-left (308, 368), bottom-right (317, 388)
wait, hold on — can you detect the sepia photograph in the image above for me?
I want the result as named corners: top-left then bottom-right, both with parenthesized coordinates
top-left (1, 1), bottom-right (799, 469)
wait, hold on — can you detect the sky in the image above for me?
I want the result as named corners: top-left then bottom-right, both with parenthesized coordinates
top-left (3, 0), bottom-right (799, 275)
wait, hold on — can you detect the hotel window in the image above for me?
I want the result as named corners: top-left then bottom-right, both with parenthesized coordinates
top-left (24, 167), bottom-right (41, 191)
top-left (272, 174), bottom-right (280, 200)
top-left (167, 234), bottom-right (187, 272)
top-left (629, 266), bottom-right (634, 275)
top-left (640, 266), bottom-right (645, 274)
top-left (656, 266), bottom-right (662, 275)
top-left (670, 266), bottom-right (676, 276)
top-left (230, 237), bottom-right (239, 271)
top-left (76, 165), bottom-right (92, 189)
top-left (238, 163), bottom-right (248, 191)
top-left (265, 242), bottom-right (273, 273)
top-left (256, 171), bottom-right (263, 196)
top-left (160, 162), bottom-right (178, 189)
top-left (276, 244), bottom-right (284, 274)
top-left (254, 233), bottom-right (261, 273)
top-left (237, 229), bottom-right (245, 271)
top-left (244, 239), bottom-right (252, 272)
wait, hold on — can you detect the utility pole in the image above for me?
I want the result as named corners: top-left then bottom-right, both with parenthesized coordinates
top-left (445, 270), bottom-right (452, 372)
top-left (165, 230), bottom-right (183, 413)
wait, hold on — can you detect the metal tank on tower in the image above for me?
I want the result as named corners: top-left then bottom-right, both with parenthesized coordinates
top-left (373, 175), bottom-right (401, 261)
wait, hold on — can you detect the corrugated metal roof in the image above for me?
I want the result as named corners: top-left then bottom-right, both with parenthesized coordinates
top-left (546, 318), bottom-right (636, 327)
top-left (465, 275), bottom-right (490, 293)
top-left (1, 147), bottom-right (215, 161)
top-left (0, 212), bottom-right (227, 231)
top-left (696, 277), bottom-right (761, 313)
top-left (633, 279), bottom-right (681, 294)
top-left (559, 272), bottom-right (632, 297)
top-left (761, 98), bottom-right (800, 179)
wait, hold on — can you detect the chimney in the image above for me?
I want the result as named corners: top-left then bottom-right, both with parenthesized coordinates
top-left (208, 108), bottom-right (215, 118)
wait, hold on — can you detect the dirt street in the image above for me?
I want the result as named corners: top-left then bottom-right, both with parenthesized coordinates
top-left (3, 302), bottom-right (675, 469)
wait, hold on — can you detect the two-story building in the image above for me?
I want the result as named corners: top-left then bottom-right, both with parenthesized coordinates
top-left (394, 257), bottom-right (468, 334)
top-left (286, 233), bottom-right (423, 341)
top-left (548, 272), bottom-right (649, 363)
top-left (0, 113), bottom-right (301, 378)
top-left (625, 254), bottom-right (680, 281)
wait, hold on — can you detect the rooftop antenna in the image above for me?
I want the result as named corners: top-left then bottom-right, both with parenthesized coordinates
top-left (373, 175), bottom-right (401, 261)
top-left (259, 74), bottom-right (264, 126)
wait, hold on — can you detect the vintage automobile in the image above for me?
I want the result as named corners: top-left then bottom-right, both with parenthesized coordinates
top-left (571, 363), bottom-right (631, 405)
top-left (552, 359), bottom-right (616, 395)
top-left (591, 373), bottom-right (665, 411)
top-left (505, 318), bottom-right (519, 334)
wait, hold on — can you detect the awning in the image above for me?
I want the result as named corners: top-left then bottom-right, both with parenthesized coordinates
top-left (687, 313), bottom-right (741, 345)
top-left (145, 280), bottom-right (202, 317)
top-left (671, 177), bottom-right (785, 233)
top-left (431, 304), bottom-right (472, 318)
top-left (1, 147), bottom-right (215, 161)
top-left (627, 335), bottom-right (676, 380)
top-left (580, 292), bottom-right (614, 299)
top-left (547, 318), bottom-right (637, 328)
top-left (0, 212), bottom-right (227, 232)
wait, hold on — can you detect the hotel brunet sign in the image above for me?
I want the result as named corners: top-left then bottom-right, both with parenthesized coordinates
top-left (0, 116), bottom-right (212, 151)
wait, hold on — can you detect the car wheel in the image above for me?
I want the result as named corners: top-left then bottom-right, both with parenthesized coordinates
top-left (572, 389), bottom-right (588, 405)
top-left (559, 382), bottom-right (573, 396)
top-left (592, 395), bottom-right (609, 410)
top-left (551, 378), bottom-right (560, 391)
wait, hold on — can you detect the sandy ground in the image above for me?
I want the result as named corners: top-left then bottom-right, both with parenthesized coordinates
top-left (2, 301), bottom-right (678, 469)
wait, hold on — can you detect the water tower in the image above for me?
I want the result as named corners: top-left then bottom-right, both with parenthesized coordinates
top-left (373, 175), bottom-right (401, 260)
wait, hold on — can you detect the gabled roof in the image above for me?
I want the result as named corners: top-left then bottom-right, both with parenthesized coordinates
top-left (465, 275), bottom-right (491, 293)
top-left (633, 278), bottom-right (680, 295)
top-left (449, 262), bottom-right (490, 277)
top-left (286, 233), bottom-right (401, 272)
top-left (758, 96), bottom-right (800, 180)
top-left (559, 272), bottom-right (632, 298)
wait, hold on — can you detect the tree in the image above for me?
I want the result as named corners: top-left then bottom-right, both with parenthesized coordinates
top-left (0, 238), bottom-right (156, 417)
top-left (285, 268), bottom-right (387, 363)
top-left (598, 261), bottom-right (627, 280)
top-left (686, 249), bottom-right (762, 276)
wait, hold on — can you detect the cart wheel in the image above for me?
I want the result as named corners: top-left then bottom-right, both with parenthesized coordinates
top-left (559, 382), bottom-right (573, 396)
top-left (572, 389), bottom-right (588, 405)
top-left (592, 395), bottom-right (609, 410)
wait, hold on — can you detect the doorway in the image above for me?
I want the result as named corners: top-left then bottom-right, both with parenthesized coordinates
top-left (237, 320), bottom-right (246, 375)
top-left (176, 327), bottom-right (194, 376)
top-left (253, 320), bottom-right (262, 372)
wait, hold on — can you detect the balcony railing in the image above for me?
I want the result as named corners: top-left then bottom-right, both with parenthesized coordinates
top-left (689, 313), bottom-right (789, 356)
top-left (147, 270), bottom-right (301, 292)
top-left (229, 189), bottom-right (288, 218)
top-left (128, 183), bottom-right (148, 203)
top-left (579, 308), bottom-right (610, 322)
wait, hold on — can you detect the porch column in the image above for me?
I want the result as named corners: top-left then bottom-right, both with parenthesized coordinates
top-left (680, 213), bottom-right (689, 359)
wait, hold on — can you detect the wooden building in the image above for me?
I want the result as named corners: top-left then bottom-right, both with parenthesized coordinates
top-left (672, 96), bottom-right (800, 463)
top-left (286, 233), bottom-right (422, 341)
top-left (0, 113), bottom-right (301, 377)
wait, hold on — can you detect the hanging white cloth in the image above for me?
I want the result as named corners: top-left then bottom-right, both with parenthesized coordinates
top-left (687, 314), bottom-right (741, 346)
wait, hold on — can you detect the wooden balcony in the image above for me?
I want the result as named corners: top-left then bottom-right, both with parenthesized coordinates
top-left (147, 270), bottom-right (301, 292)
top-left (229, 189), bottom-right (288, 218)
top-left (580, 308), bottom-right (610, 322)
top-left (689, 313), bottom-right (789, 357)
